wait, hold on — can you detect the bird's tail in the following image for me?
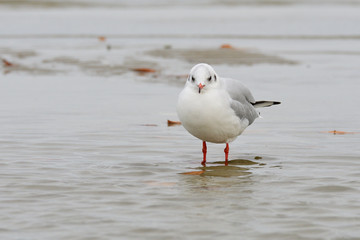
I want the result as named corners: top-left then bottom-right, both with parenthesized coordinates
top-left (252, 101), bottom-right (281, 108)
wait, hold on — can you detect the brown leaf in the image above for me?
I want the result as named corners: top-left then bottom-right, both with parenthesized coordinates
top-left (220, 44), bottom-right (235, 49)
top-left (2, 59), bottom-right (14, 67)
top-left (132, 68), bottom-right (156, 73)
top-left (167, 120), bottom-right (181, 126)
top-left (324, 130), bottom-right (359, 135)
top-left (98, 36), bottom-right (106, 42)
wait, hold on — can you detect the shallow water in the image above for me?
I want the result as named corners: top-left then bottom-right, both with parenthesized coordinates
top-left (1, 1), bottom-right (360, 240)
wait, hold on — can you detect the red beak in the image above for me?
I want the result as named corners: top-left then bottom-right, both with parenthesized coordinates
top-left (198, 83), bottom-right (205, 93)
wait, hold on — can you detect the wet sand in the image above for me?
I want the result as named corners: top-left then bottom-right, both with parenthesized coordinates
top-left (147, 48), bottom-right (296, 65)
top-left (1, 1), bottom-right (360, 240)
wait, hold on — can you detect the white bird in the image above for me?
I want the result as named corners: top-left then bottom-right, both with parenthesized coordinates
top-left (177, 63), bottom-right (280, 166)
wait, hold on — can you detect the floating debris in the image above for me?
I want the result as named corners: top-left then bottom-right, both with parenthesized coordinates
top-left (2, 59), bottom-right (14, 67)
top-left (220, 44), bottom-right (235, 49)
top-left (167, 120), bottom-right (181, 126)
top-left (131, 68), bottom-right (157, 73)
top-left (324, 130), bottom-right (359, 135)
top-left (98, 36), bottom-right (106, 42)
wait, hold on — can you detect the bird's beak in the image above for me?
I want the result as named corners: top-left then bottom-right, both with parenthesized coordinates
top-left (198, 83), bottom-right (205, 93)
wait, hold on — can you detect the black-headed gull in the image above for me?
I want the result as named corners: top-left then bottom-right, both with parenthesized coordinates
top-left (177, 63), bottom-right (280, 166)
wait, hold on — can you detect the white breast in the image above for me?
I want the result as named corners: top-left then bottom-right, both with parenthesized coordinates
top-left (177, 87), bottom-right (249, 143)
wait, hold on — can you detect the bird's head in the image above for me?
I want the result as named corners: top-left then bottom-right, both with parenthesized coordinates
top-left (186, 63), bottom-right (219, 94)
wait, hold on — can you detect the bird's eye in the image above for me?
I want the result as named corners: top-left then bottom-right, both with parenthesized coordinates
top-left (191, 76), bottom-right (195, 82)
top-left (207, 76), bottom-right (212, 81)
top-left (214, 75), bottom-right (217, 81)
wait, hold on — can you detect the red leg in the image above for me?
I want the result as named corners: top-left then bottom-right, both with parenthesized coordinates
top-left (224, 143), bottom-right (229, 166)
top-left (201, 141), bottom-right (207, 166)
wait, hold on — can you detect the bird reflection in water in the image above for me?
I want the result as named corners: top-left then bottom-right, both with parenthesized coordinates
top-left (180, 158), bottom-right (264, 178)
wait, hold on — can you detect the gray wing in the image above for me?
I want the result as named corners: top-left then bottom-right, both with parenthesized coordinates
top-left (223, 78), bottom-right (259, 125)
top-left (223, 77), bottom-right (255, 104)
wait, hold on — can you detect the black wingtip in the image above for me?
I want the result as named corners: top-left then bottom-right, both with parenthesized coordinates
top-left (252, 101), bottom-right (281, 108)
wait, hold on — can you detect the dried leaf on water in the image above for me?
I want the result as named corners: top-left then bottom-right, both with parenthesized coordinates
top-left (2, 59), bottom-right (14, 67)
top-left (167, 120), bottom-right (181, 126)
top-left (98, 36), bottom-right (106, 42)
top-left (324, 130), bottom-right (359, 135)
top-left (220, 44), bottom-right (235, 49)
top-left (131, 68), bottom-right (156, 73)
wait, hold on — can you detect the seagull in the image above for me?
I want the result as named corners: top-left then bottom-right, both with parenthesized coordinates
top-left (177, 63), bottom-right (280, 166)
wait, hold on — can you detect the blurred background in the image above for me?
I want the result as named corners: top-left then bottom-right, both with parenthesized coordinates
top-left (1, 1), bottom-right (360, 239)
